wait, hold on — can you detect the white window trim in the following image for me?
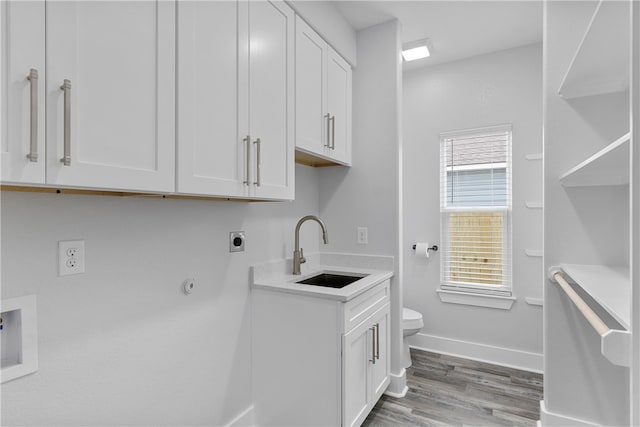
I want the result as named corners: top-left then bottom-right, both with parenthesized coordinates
top-left (439, 124), bottom-right (513, 299)
top-left (436, 289), bottom-right (516, 310)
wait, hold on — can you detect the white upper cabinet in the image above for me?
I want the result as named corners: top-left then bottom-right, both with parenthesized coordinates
top-left (295, 16), bottom-right (327, 155)
top-left (177, 0), bottom-right (294, 200)
top-left (45, 1), bottom-right (175, 192)
top-left (246, 0), bottom-right (294, 200)
top-left (1, 1), bottom-right (46, 185)
top-left (176, 1), bottom-right (245, 197)
top-left (326, 47), bottom-right (352, 165)
top-left (4, 0), bottom-right (294, 200)
top-left (295, 17), bottom-right (352, 167)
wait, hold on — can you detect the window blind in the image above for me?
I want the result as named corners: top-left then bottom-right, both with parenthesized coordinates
top-left (440, 125), bottom-right (512, 295)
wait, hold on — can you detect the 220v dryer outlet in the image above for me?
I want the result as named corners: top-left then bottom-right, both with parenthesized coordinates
top-left (58, 240), bottom-right (85, 276)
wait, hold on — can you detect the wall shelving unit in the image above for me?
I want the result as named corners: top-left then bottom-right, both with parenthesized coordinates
top-left (544, 0), bottom-right (637, 425)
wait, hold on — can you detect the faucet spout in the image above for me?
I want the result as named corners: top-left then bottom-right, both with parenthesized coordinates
top-left (293, 215), bottom-right (329, 275)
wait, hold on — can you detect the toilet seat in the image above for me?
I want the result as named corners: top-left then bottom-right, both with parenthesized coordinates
top-left (403, 307), bottom-right (424, 330)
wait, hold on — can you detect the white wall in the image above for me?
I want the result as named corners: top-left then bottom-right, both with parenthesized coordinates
top-left (287, 0), bottom-right (357, 66)
top-left (403, 43), bottom-right (544, 371)
top-left (1, 165), bottom-right (321, 426)
top-left (318, 19), bottom-right (405, 393)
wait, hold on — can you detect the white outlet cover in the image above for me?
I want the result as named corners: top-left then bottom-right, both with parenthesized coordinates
top-left (357, 227), bottom-right (368, 244)
top-left (58, 240), bottom-right (85, 276)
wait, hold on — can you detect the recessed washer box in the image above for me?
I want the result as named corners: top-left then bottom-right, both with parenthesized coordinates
top-left (1, 295), bottom-right (38, 383)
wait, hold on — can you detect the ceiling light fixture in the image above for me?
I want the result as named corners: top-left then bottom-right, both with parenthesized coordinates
top-left (401, 40), bottom-right (430, 62)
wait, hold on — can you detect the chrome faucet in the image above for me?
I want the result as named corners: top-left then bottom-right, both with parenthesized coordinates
top-left (293, 215), bottom-right (329, 275)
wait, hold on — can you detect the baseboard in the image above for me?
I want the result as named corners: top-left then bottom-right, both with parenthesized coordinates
top-left (384, 368), bottom-right (408, 398)
top-left (225, 405), bottom-right (254, 427)
top-left (410, 332), bottom-right (543, 373)
top-left (539, 400), bottom-right (598, 426)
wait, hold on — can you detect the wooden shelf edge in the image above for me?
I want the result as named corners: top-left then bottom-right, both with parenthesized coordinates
top-left (0, 185), bottom-right (281, 203)
top-left (295, 148), bottom-right (350, 168)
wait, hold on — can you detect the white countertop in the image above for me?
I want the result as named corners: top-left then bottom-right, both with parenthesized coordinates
top-left (251, 253), bottom-right (394, 302)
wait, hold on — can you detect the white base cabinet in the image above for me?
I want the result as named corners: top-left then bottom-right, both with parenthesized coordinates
top-left (252, 280), bottom-right (390, 426)
top-left (342, 304), bottom-right (390, 427)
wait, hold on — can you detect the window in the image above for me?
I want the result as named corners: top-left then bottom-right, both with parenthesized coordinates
top-left (440, 125), bottom-right (512, 296)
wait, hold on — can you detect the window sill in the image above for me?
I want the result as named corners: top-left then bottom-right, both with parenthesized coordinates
top-left (436, 289), bottom-right (516, 310)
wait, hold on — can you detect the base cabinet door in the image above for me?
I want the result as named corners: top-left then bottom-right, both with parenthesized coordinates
top-left (342, 303), bottom-right (390, 427)
top-left (370, 305), bottom-right (391, 400)
top-left (176, 0), bottom-right (246, 197)
top-left (45, 1), bottom-right (175, 192)
top-left (1, 1), bottom-right (46, 185)
top-left (342, 314), bottom-right (373, 427)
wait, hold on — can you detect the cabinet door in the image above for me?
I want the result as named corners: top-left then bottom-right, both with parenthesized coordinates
top-left (370, 304), bottom-right (391, 401)
top-left (1, 1), bottom-right (45, 184)
top-left (46, 1), bottom-right (175, 192)
top-left (326, 48), bottom-right (352, 165)
top-left (295, 16), bottom-right (326, 156)
top-left (176, 0), bottom-right (246, 197)
top-left (342, 316), bottom-right (373, 427)
top-left (247, 0), bottom-right (294, 200)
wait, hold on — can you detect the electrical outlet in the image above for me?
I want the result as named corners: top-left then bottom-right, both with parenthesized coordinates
top-left (357, 227), bottom-right (368, 245)
top-left (229, 231), bottom-right (245, 253)
top-left (59, 240), bottom-right (85, 276)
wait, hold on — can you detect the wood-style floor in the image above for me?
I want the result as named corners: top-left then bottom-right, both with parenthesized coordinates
top-left (363, 349), bottom-right (543, 427)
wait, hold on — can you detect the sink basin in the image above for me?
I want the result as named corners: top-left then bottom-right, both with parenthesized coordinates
top-left (296, 273), bottom-right (367, 289)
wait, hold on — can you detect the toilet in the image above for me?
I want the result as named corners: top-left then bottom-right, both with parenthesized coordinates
top-left (402, 307), bottom-right (424, 368)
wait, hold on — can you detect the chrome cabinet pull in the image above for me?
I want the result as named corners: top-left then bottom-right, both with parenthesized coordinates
top-left (59, 79), bottom-right (71, 166)
top-left (26, 69), bottom-right (39, 162)
top-left (370, 326), bottom-right (376, 364)
top-left (330, 115), bottom-right (335, 150)
top-left (253, 138), bottom-right (261, 187)
top-left (375, 323), bottom-right (380, 360)
top-left (324, 113), bottom-right (331, 148)
top-left (243, 135), bottom-right (250, 185)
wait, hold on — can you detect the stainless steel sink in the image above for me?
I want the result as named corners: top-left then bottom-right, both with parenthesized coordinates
top-left (296, 273), bottom-right (367, 289)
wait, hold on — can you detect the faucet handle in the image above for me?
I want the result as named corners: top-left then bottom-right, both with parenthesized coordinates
top-left (300, 247), bottom-right (306, 264)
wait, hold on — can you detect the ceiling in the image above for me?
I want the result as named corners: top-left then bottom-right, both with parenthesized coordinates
top-left (332, 1), bottom-right (543, 70)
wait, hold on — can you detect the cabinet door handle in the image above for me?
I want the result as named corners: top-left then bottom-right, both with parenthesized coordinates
top-left (243, 135), bottom-right (250, 186)
top-left (330, 115), bottom-right (335, 150)
top-left (253, 138), bottom-right (261, 187)
top-left (370, 326), bottom-right (376, 364)
top-left (324, 113), bottom-right (331, 148)
top-left (59, 79), bottom-right (71, 166)
top-left (26, 69), bottom-right (39, 162)
top-left (375, 323), bottom-right (380, 360)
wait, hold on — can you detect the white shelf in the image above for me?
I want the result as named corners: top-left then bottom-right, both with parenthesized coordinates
top-left (560, 263), bottom-right (630, 330)
top-left (557, 0), bottom-right (630, 99)
top-left (559, 132), bottom-right (630, 187)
